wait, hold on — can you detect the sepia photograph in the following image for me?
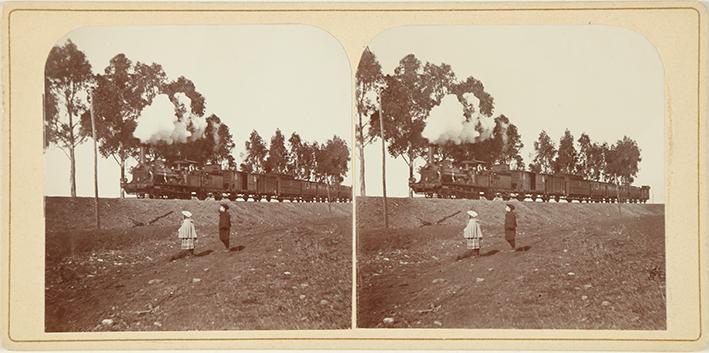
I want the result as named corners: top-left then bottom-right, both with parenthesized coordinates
top-left (43, 25), bottom-right (353, 331)
top-left (356, 25), bottom-right (666, 329)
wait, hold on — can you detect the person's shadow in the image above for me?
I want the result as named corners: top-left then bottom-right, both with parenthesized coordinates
top-left (480, 250), bottom-right (500, 257)
top-left (229, 245), bottom-right (245, 252)
top-left (194, 250), bottom-right (214, 257)
top-left (514, 245), bottom-right (532, 252)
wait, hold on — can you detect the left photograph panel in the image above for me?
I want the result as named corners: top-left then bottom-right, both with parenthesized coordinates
top-left (43, 25), bottom-right (353, 331)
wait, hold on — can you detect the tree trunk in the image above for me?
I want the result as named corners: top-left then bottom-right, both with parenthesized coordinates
top-left (379, 102), bottom-right (388, 229)
top-left (358, 142), bottom-right (366, 197)
top-left (120, 158), bottom-right (126, 198)
top-left (408, 162), bottom-right (414, 198)
top-left (69, 145), bottom-right (77, 197)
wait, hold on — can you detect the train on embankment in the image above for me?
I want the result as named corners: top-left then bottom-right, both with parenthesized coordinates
top-left (121, 158), bottom-right (352, 203)
top-left (409, 158), bottom-right (650, 203)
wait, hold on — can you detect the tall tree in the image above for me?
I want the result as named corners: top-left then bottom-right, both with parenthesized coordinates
top-left (554, 129), bottom-right (577, 174)
top-left (371, 55), bottom-right (431, 197)
top-left (355, 47), bottom-right (385, 196)
top-left (575, 133), bottom-right (592, 178)
top-left (529, 130), bottom-right (557, 174)
top-left (315, 135), bottom-right (350, 188)
top-left (81, 54), bottom-right (167, 197)
top-left (265, 129), bottom-right (288, 174)
top-left (44, 40), bottom-right (95, 197)
top-left (240, 130), bottom-right (267, 174)
top-left (196, 114), bottom-right (236, 165)
top-left (606, 136), bottom-right (642, 185)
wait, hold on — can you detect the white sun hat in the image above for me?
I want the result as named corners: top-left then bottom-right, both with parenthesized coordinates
top-left (467, 210), bottom-right (478, 217)
top-left (181, 210), bottom-right (192, 218)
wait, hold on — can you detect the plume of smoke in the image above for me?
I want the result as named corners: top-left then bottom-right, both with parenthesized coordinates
top-left (423, 94), bottom-right (494, 145)
top-left (134, 93), bottom-right (207, 144)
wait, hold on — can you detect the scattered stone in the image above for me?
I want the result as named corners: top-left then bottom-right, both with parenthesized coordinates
top-left (475, 278), bottom-right (485, 283)
top-left (581, 295), bottom-right (588, 300)
top-left (153, 321), bottom-right (162, 327)
top-left (399, 260), bottom-right (409, 265)
top-left (432, 256), bottom-right (440, 261)
top-left (283, 271), bottom-right (291, 276)
top-left (101, 319), bottom-right (113, 326)
top-left (299, 294), bottom-right (306, 300)
top-left (320, 299), bottom-right (329, 305)
top-left (383, 257), bottom-right (390, 261)
top-left (192, 278), bottom-right (201, 283)
top-left (433, 320), bottom-right (443, 326)
top-left (145, 256), bottom-right (153, 261)
top-left (567, 272), bottom-right (575, 276)
top-left (383, 317), bottom-right (395, 324)
top-left (203, 268), bottom-right (209, 272)
top-left (563, 249), bottom-right (568, 253)
top-left (583, 284), bottom-right (593, 289)
top-left (488, 268), bottom-right (494, 272)
top-left (602, 301), bottom-right (611, 306)
top-left (300, 283), bottom-right (309, 288)
top-left (432, 278), bottom-right (446, 284)
top-left (148, 279), bottom-right (161, 285)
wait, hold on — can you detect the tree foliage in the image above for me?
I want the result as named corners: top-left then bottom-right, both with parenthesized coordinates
top-left (265, 129), bottom-right (289, 174)
top-left (529, 130), bottom-right (557, 174)
top-left (605, 137), bottom-right (642, 185)
top-left (315, 135), bottom-right (350, 184)
top-left (554, 129), bottom-right (578, 174)
top-left (241, 130), bottom-right (268, 174)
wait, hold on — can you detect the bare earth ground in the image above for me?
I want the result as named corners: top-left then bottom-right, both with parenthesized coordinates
top-left (357, 197), bottom-right (665, 329)
top-left (45, 197), bottom-right (351, 331)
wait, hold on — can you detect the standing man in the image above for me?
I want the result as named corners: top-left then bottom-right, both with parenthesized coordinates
top-left (219, 204), bottom-right (232, 251)
top-left (504, 204), bottom-right (517, 252)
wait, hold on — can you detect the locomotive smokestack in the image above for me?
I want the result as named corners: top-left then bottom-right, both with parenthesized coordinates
top-left (139, 146), bottom-right (146, 165)
top-left (427, 145), bottom-right (435, 164)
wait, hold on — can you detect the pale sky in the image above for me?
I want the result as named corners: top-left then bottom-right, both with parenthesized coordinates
top-left (44, 25), bottom-right (352, 197)
top-left (361, 25), bottom-right (665, 203)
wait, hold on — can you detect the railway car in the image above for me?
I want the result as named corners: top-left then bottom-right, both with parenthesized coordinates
top-left (121, 158), bottom-right (351, 203)
top-left (409, 158), bottom-right (650, 203)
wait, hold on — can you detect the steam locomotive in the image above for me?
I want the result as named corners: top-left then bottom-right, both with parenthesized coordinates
top-left (121, 158), bottom-right (352, 203)
top-left (409, 157), bottom-right (650, 203)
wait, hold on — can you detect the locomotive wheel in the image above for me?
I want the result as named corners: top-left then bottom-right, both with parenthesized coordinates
top-left (485, 193), bottom-right (495, 201)
top-left (228, 194), bottom-right (237, 201)
top-left (554, 196), bottom-right (560, 202)
top-left (197, 192), bottom-right (207, 201)
top-left (516, 194), bottom-right (525, 202)
top-left (214, 193), bottom-right (223, 201)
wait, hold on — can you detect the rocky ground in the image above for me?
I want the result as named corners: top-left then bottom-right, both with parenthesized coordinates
top-left (356, 197), bottom-right (665, 329)
top-left (45, 197), bottom-right (352, 331)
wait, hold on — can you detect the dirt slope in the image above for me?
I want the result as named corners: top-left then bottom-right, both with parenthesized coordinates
top-left (45, 197), bottom-right (352, 331)
top-left (357, 197), bottom-right (665, 329)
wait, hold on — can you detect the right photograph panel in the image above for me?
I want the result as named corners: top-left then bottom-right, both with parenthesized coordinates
top-left (355, 25), bottom-right (666, 329)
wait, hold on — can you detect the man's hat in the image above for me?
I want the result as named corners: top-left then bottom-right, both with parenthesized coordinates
top-left (506, 203), bottom-right (515, 210)
top-left (181, 210), bottom-right (192, 217)
top-left (467, 210), bottom-right (478, 218)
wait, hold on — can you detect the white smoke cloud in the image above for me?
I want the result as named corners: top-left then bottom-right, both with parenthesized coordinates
top-left (423, 94), bottom-right (491, 145)
top-left (134, 93), bottom-right (208, 144)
